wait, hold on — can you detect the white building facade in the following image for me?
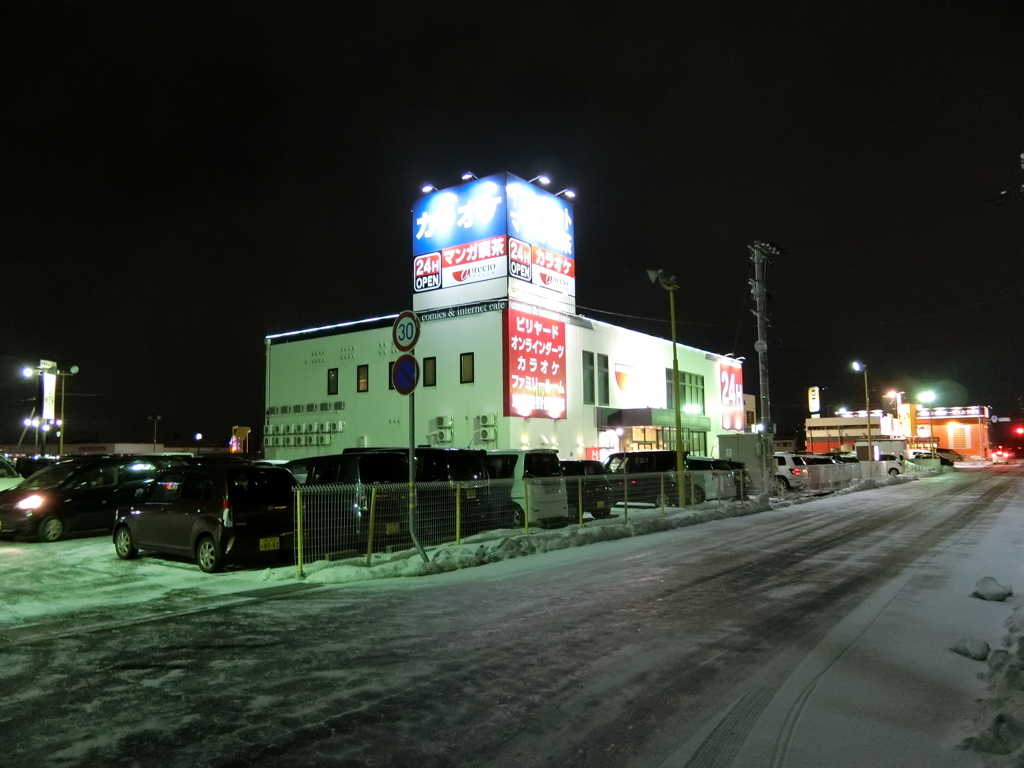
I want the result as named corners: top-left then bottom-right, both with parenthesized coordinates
top-left (264, 174), bottom-right (746, 461)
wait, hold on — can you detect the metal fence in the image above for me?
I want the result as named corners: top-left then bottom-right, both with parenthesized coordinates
top-left (290, 462), bottom-right (943, 568)
top-left (292, 470), bottom-right (748, 567)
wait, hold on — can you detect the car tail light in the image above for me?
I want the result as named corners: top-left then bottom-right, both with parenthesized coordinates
top-left (222, 497), bottom-right (233, 528)
top-left (788, 468), bottom-right (805, 476)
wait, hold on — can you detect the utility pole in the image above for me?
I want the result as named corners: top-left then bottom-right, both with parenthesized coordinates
top-left (749, 241), bottom-right (779, 494)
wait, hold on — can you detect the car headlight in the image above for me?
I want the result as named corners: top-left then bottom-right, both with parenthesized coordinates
top-left (16, 494), bottom-right (45, 511)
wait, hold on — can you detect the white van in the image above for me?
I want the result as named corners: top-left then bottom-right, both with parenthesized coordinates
top-left (485, 449), bottom-right (568, 527)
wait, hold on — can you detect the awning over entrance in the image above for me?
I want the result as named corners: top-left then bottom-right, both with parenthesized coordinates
top-left (595, 407), bottom-right (711, 432)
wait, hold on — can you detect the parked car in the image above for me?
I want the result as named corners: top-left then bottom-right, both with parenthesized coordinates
top-left (0, 455), bottom-right (24, 491)
top-left (909, 452), bottom-right (954, 467)
top-left (0, 455), bottom-right (190, 542)
top-left (773, 452), bottom-right (816, 493)
top-left (878, 453), bottom-right (906, 475)
top-left (486, 449), bottom-right (568, 527)
top-left (113, 464), bottom-right (297, 573)
top-left (560, 459), bottom-right (615, 519)
top-left (12, 455), bottom-right (57, 480)
top-left (685, 456), bottom-right (739, 501)
top-left (603, 450), bottom-right (704, 505)
top-left (937, 449), bottom-right (965, 463)
top-left (825, 453), bottom-right (860, 464)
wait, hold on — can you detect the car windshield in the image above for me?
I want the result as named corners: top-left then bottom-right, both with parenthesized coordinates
top-left (0, 457), bottom-right (19, 479)
top-left (448, 453), bottom-right (486, 481)
top-left (20, 462), bottom-right (81, 490)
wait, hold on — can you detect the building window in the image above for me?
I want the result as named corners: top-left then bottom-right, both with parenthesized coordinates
top-left (582, 351), bottom-right (595, 405)
top-left (423, 357), bottom-right (436, 387)
top-left (460, 353), bottom-right (474, 384)
top-left (597, 354), bottom-right (609, 406)
top-left (327, 368), bottom-right (338, 396)
top-left (357, 364), bottom-right (368, 392)
top-left (666, 369), bottom-right (704, 413)
top-left (388, 361), bottom-right (395, 390)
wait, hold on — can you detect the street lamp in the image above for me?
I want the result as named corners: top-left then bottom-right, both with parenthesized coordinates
top-left (554, 189), bottom-right (576, 199)
top-left (648, 269), bottom-right (685, 503)
top-left (919, 391), bottom-right (937, 453)
top-left (852, 362), bottom-right (873, 458)
top-left (148, 415), bottom-right (162, 452)
top-left (21, 361), bottom-right (78, 455)
top-left (528, 175), bottom-right (551, 185)
top-left (195, 432), bottom-right (203, 458)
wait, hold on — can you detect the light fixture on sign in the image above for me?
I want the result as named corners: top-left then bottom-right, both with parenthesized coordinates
top-left (528, 175), bottom-right (551, 185)
top-left (554, 189), bottom-right (576, 199)
top-left (421, 184), bottom-right (438, 194)
top-left (461, 172), bottom-right (478, 180)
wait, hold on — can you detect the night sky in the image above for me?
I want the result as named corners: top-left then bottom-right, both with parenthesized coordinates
top-left (4, 2), bottom-right (1023, 449)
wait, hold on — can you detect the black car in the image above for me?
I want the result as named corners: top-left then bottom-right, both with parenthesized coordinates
top-left (603, 450), bottom-right (704, 505)
top-left (560, 459), bottom-right (615, 519)
top-left (113, 464), bottom-right (296, 573)
top-left (0, 455), bottom-right (189, 542)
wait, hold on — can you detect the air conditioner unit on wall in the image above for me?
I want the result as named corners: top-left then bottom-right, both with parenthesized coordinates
top-left (317, 434), bottom-right (331, 446)
top-left (267, 406), bottom-right (279, 415)
top-left (436, 415), bottom-right (454, 428)
top-left (284, 436), bottom-right (295, 447)
top-left (319, 421), bottom-right (330, 433)
top-left (330, 420), bottom-right (345, 433)
top-left (285, 424), bottom-right (296, 435)
top-left (436, 427), bottom-right (454, 443)
top-left (305, 434), bottom-right (318, 446)
top-left (310, 422), bottom-right (320, 433)
top-left (280, 405), bottom-right (292, 415)
top-left (320, 402), bottom-right (332, 411)
top-left (479, 412), bottom-right (498, 427)
top-left (307, 403), bottom-right (319, 412)
top-left (480, 427), bottom-right (497, 442)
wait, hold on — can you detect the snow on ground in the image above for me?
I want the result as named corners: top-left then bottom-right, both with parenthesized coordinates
top-left (4, 463), bottom-right (1022, 767)
top-left (0, 469), bottom-right (937, 629)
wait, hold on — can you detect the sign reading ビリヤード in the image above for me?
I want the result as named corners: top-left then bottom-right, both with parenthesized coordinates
top-left (503, 304), bottom-right (567, 419)
top-left (412, 173), bottom-right (574, 300)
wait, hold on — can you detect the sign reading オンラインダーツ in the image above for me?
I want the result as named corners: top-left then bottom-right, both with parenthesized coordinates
top-left (411, 174), bottom-right (575, 300)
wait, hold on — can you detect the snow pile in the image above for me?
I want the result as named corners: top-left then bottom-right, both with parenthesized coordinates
top-left (958, 581), bottom-right (1024, 763)
top-left (976, 577), bottom-right (1014, 602)
top-left (951, 638), bottom-right (991, 661)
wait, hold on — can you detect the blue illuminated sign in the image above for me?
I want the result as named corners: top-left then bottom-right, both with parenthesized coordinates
top-left (412, 173), bottom-right (574, 259)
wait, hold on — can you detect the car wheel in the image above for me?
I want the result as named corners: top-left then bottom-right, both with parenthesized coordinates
top-left (775, 477), bottom-right (791, 495)
top-left (37, 516), bottom-right (65, 543)
top-left (655, 493), bottom-right (670, 507)
top-left (114, 526), bottom-right (138, 560)
top-left (888, 468), bottom-right (900, 476)
top-left (195, 536), bottom-right (224, 573)
top-left (507, 503), bottom-right (524, 528)
top-left (590, 508), bottom-right (612, 519)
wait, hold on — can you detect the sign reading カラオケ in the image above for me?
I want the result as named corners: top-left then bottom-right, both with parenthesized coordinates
top-left (719, 361), bottom-right (744, 430)
top-left (503, 303), bottom-right (567, 419)
top-left (412, 174), bottom-right (574, 300)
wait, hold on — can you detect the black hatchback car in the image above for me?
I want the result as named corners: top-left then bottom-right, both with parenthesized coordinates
top-left (0, 455), bottom-right (189, 542)
top-left (560, 460), bottom-right (615, 518)
top-left (113, 464), bottom-right (296, 573)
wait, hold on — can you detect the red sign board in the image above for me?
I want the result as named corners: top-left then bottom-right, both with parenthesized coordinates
top-left (503, 305), bottom-right (567, 419)
top-left (719, 362), bottom-right (744, 430)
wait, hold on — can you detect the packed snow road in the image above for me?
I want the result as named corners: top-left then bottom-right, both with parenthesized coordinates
top-left (2, 465), bottom-right (1022, 767)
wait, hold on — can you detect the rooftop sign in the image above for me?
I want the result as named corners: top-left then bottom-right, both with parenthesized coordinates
top-left (411, 174), bottom-right (575, 303)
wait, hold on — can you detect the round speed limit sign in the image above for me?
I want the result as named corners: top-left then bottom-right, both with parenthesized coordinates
top-left (392, 310), bottom-right (420, 352)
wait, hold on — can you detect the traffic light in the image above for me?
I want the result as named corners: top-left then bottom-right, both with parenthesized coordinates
top-left (1014, 426), bottom-right (1024, 436)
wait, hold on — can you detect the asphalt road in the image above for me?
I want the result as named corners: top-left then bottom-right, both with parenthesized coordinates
top-left (3, 466), bottom-right (1019, 768)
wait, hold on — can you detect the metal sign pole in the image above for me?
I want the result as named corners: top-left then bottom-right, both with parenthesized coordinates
top-left (409, 390), bottom-right (427, 563)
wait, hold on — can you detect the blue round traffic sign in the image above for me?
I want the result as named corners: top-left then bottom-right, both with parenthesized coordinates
top-left (392, 354), bottom-right (419, 395)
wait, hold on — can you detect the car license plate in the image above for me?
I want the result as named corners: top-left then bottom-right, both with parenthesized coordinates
top-left (596, 501), bottom-right (605, 508)
top-left (385, 522), bottom-right (401, 535)
top-left (466, 488), bottom-right (476, 499)
top-left (259, 536), bottom-right (280, 552)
